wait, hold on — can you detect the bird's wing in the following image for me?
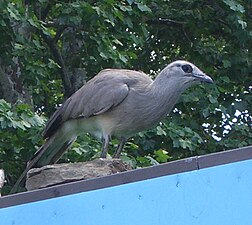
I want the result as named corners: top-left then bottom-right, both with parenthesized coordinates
top-left (43, 70), bottom-right (131, 138)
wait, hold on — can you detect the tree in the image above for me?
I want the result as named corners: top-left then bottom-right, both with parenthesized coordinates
top-left (0, 0), bottom-right (251, 194)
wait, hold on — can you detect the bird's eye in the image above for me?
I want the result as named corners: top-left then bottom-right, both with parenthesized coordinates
top-left (181, 64), bottom-right (193, 73)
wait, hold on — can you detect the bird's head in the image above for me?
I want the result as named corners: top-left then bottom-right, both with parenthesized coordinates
top-left (163, 60), bottom-right (213, 87)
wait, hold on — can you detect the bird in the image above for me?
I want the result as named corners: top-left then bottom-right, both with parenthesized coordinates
top-left (11, 60), bottom-right (213, 193)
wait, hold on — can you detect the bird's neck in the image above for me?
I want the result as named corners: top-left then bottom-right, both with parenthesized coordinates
top-left (147, 74), bottom-right (186, 120)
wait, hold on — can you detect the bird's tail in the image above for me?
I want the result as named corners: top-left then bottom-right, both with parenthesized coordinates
top-left (10, 133), bottom-right (77, 194)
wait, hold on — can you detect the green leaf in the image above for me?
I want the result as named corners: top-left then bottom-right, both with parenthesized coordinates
top-left (119, 5), bottom-right (132, 12)
top-left (155, 149), bottom-right (170, 163)
top-left (113, 39), bottom-right (123, 46)
top-left (118, 53), bottom-right (128, 63)
top-left (99, 52), bottom-right (108, 59)
top-left (223, 0), bottom-right (245, 13)
top-left (237, 19), bottom-right (247, 29)
top-left (126, 0), bottom-right (134, 5)
top-left (222, 59), bottom-right (231, 68)
top-left (136, 3), bottom-right (152, 12)
top-left (7, 6), bottom-right (21, 21)
top-left (124, 17), bottom-right (133, 28)
top-left (156, 126), bottom-right (167, 136)
top-left (208, 95), bottom-right (218, 104)
top-left (220, 76), bottom-right (230, 83)
top-left (28, 18), bottom-right (39, 28)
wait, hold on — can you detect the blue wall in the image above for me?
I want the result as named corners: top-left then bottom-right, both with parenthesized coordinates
top-left (1, 159), bottom-right (252, 225)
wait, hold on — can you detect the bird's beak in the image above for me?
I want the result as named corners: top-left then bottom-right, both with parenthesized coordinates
top-left (192, 73), bottom-right (213, 84)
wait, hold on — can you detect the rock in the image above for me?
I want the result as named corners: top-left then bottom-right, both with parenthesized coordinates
top-left (26, 159), bottom-right (132, 191)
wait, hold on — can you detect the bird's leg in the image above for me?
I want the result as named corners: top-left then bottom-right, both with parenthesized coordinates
top-left (113, 137), bottom-right (127, 158)
top-left (100, 135), bottom-right (110, 158)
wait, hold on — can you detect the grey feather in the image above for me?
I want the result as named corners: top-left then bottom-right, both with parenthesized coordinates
top-left (43, 69), bottom-right (149, 138)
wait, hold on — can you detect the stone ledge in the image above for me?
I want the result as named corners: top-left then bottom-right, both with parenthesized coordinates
top-left (26, 158), bottom-right (131, 191)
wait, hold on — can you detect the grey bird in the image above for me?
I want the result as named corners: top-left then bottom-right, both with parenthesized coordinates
top-left (11, 60), bottom-right (213, 193)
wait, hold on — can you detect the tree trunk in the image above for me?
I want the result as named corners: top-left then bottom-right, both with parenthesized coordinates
top-left (0, 58), bottom-right (32, 105)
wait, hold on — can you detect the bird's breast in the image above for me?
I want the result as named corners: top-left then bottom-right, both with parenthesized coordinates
top-left (101, 93), bottom-right (177, 137)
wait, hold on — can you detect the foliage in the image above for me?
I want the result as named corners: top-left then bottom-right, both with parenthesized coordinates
top-left (0, 99), bottom-right (45, 193)
top-left (0, 0), bottom-right (251, 194)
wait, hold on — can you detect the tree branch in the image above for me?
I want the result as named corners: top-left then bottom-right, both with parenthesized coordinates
top-left (148, 18), bottom-right (192, 44)
top-left (41, 1), bottom-right (54, 21)
top-left (53, 25), bottom-right (68, 43)
top-left (148, 18), bottom-right (187, 26)
top-left (0, 61), bottom-right (16, 103)
top-left (42, 34), bottom-right (73, 97)
top-left (33, 3), bottom-right (74, 97)
top-left (0, 58), bottom-right (32, 104)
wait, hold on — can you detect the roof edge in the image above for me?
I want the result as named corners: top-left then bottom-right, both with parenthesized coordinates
top-left (0, 145), bottom-right (251, 209)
